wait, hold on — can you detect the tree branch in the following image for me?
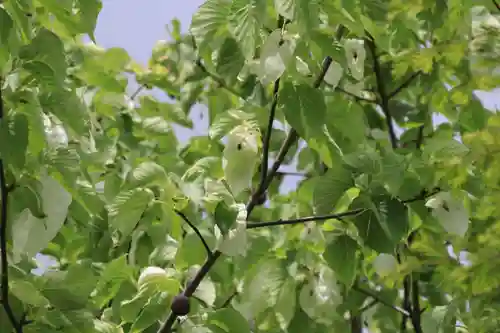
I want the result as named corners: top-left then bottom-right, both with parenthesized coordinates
top-left (248, 56), bottom-right (333, 213)
top-left (335, 85), bottom-right (378, 103)
top-left (388, 71), bottom-right (422, 100)
top-left (246, 208), bottom-right (366, 229)
top-left (352, 285), bottom-right (409, 317)
top-left (258, 78), bottom-right (280, 198)
top-left (0, 80), bottom-right (22, 333)
top-left (410, 278), bottom-right (423, 333)
top-left (493, 0), bottom-right (500, 12)
top-left (400, 273), bottom-right (411, 332)
top-left (366, 37), bottom-right (398, 149)
top-left (174, 209), bottom-right (212, 257)
top-left (157, 57), bottom-right (334, 333)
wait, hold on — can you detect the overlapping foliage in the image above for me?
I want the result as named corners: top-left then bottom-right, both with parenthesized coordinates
top-left (1, 0), bottom-right (500, 332)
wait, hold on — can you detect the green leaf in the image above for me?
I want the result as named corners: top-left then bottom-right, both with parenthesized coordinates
top-left (19, 28), bottom-right (67, 80)
top-left (0, 111), bottom-right (29, 169)
top-left (228, 0), bottom-right (266, 60)
top-left (3, 0), bottom-right (32, 42)
top-left (128, 162), bottom-right (167, 188)
top-left (216, 37), bottom-right (245, 84)
top-left (207, 308), bottom-right (251, 333)
top-left (372, 195), bottom-right (410, 244)
top-left (190, 0), bottom-right (231, 49)
top-left (40, 89), bottom-right (90, 135)
top-left (280, 82), bottom-right (327, 140)
top-left (12, 173), bottom-right (72, 262)
top-left (214, 201), bottom-right (238, 236)
top-left (194, 278), bottom-right (217, 307)
top-left (107, 188), bottom-right (154, 238)
top-left (274, 278), bottom-right (297, 330)
top-left (76, 0), bottom-right (102, 42)
top-left (324, 235), bottom-right (359, 287)
top-left (209, 109), bottom-right (257, 140)
top-left (351, 198), bottom-right (393, 253)
top-left (176, 232), bottom-right (211, 267)
top-left (240, 259), bottom-right (288, 317)
top-left (312, 163), bottom-right (354, 215)
top-left (10, 279), bottom-right (50, 306)
top-left (130, 292), bottom-right (170, 333)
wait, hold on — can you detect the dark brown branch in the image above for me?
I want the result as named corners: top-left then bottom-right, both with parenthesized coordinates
top-left (400, 273), bottom-right (411, 332)
top-left (366, 37), bottom-right (398, 149)
top-left (352, 285), bottom-right (409, 317)
top-left (388, 71), bottom-right (422, 99)
top-left (174, 210), bottom-right (212, 257)
top-left (218, 290), bottom-right (238, 309)
top-left (410, 278), bottom-right (423, 333)
top-left (157, 57), bottom-right (334, 333)
top-left (246, 208), bottom-right (366, 229)
top-left (259, 78), bottom-right (280, 197)
top-left (415, 125), bottom-right (425, 149)
top-left (0, 81), bottom-right (22, 333)
top-left (335, 86), bottom-right (378, 103)
top-left (493, 0), bottom-right (500, 11)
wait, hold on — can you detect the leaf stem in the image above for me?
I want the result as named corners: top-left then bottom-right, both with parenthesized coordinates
top-left (388, 71), bottom-right (422, 99)
top-left (174, 210), bottom-right (212, 257)
top-left (0, 80), bottom-right (22, 333)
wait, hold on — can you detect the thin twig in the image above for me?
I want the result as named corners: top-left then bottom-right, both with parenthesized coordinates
top-left (352, 285), bottom-right (409, 317)
top-left (174, 210), bottom-right (212, 257)
top-left (158, 57), bottom-right (334, 333)
top-left (0, 80), bottom-right (22, 333)
top-left (388, 71), bottom-right (422, 99)
top-left (493, 0), bottom-right (500, 11)
top-left (335, 86), bottom-right (378, 103)
top-left (194, 59), bottom-right (244, 100)
top-left (130, 84), bottom-right (146, 100)
top-left (246, 209), bottom-right (366, 229)
top-left (259, 78), bottom-right (280, 195)
top-left (218, 290), bottom-right (238, 309)
top-left (257, 16), bottom-right (285, 205)
top-left (366, 37), bottom-right (398, 149)
top-left (358, 298), bottom-right (378, 314)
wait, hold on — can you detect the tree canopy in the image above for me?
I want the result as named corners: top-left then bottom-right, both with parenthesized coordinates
top-left (1, 0), bottom-right (500, 332)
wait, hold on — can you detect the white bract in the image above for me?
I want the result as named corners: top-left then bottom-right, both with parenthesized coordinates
top-left (344, 39), bottom-right (366, 81)
top-left (137, 266), bottom-right (168, 288)
top-left (223, 124), bottom-right (259, 196)
top-left (323, 61), bottom-right (343, 89)
top-left (43, 115), bottom-right (68, 148)
top-left (299, 266), bottom-right (342, 325)
top-left (373, 253), bottom-right (398, 277)
top-left (253, 29), bottom-right (295, 85)
top-left (216, 203), bottom-right (247, 257)
top-left (425, 192), bottom-right (470, 237)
